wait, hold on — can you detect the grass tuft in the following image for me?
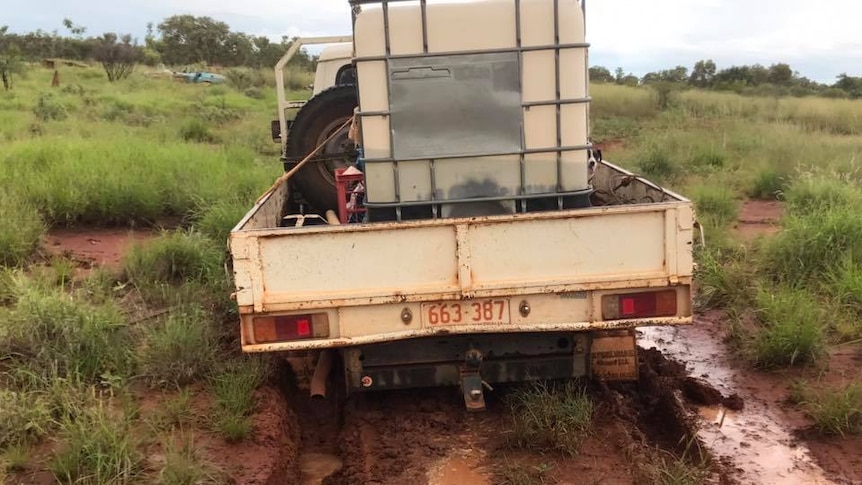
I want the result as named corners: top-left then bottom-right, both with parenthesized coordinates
top-left (50, 402), bottom-right (141, 484)
top-left (210, 359), bottom-right (269, 443)
top-left (137, 306), bottom-right (219, 388)
top-left (507, 381), bottom-right (593, 457)
top-left (797, 382), bottom-right (862, 436)
top-left (750, 287), bottom-right (824, 367)
top-left (158, 435), bottom-right (220, 485)
top-left (0, 390), bottom-right (53, 449)
top-left (748, 168), bottom-right (786, 200)
top-left (123, 231), bottom-right (224, 288)
top-left (0, 289), bottom-right (132, 383)
top-left (0, 191), bottom-right (46, 267)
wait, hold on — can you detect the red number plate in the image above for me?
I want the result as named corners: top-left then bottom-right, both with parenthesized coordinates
top-left (421, 300), bottom-right (511, 326)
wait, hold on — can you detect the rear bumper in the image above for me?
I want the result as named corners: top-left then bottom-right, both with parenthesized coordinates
top-left (240, 284), bottom-right (692, 352)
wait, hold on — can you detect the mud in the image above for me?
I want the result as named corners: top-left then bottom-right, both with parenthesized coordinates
top-left (270, 346), bottom-right (742, 485)
top-left (734, 200), bottom-right (784, 241)
top-left (640, 313), bottom-right (862, 485)
top-left (45, 228), bottom-right (156, 270)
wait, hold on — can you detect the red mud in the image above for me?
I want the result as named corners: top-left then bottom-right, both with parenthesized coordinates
top-left (45, 228), bottom-right (156, 270)
top-left (734, 200), bottom-right (784, 241)
top-left (641, 313), bottom-right (862, 485)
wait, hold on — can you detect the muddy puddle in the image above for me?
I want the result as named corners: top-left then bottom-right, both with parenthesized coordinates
top-left (299, 452), bottom-right (343, 485)
top-left (426, 450), bottom-right (489, 485)
top-left (640, 320), bottom-right (837, 485)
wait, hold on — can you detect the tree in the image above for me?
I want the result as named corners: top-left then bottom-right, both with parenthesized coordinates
top-left (767, 63), bottom-right (793, 86)
top-left (62, 18), bottom-right (87, 38)
top-left (156, 15), bottom-right (232, 65)
top-left (93, 33), bottom-right (141, 81)
top-left (689, 59), bottom-right (716, 88)
top-left (834, 73), bottom-right (862, 99)
top-left (589, 66), bottom-right (614, 83)
top-left (0, 26), bottom-right (24, 90)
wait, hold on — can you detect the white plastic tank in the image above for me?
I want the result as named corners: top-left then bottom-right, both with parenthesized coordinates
top-left (353, 0), bottom-right (590, 219)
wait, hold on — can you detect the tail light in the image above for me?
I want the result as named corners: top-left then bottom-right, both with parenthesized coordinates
top-left (250, 314), bottom-right (329, 344)
top-left (602, 290), bottom-right (677, 320)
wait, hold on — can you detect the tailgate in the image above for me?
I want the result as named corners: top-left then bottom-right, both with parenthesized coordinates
top-left (230, 202), bottom-right (694, 314)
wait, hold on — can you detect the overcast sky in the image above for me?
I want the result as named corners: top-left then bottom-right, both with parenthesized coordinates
top-left (5, 0), bottom-right (860, 83)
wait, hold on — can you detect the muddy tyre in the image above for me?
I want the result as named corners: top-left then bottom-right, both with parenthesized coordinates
top-left (285, 84), bottom-right (358, 212)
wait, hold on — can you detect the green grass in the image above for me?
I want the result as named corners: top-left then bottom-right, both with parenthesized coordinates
top-left (50, 402), bottom-right (141, 484)
top-left (0, 288), bottom-right (132, 383)
top-left (209, 359), bottom-right (269, 443)
top-left (158, 435), bottom-right (220, 485)
top-left (122, 231), bottom-right (224, 288)
top-left (0, 191), bottom-right (46, 267)
top-left (507, 381), bottom-right (593, 457)
top-left (0, 390), bottom-right (52, 449)
top-left (750, 287), bottom-right (825, 367)
top-left (690, 184), bottom-right (738, 231)
top-left (148, 390), bottom-right (196, 432)
top-left (797, 382), bottom-right (862, 436)
top-left (137, 305), bottom-right (219, 388)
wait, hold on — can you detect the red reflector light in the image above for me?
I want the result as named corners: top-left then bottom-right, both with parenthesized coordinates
top-left (602, 290), bottom-right (677, 320)
top-left (251, 314), bottom-right (327, 343)
top-left (296, 318), bottom-right (311, 337)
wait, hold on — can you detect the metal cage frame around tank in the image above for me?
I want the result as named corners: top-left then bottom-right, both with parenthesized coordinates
top-left (348, 0), bottom-right (593, 221)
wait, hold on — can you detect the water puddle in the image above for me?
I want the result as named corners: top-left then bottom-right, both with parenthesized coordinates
top-left (639, 324), bottom-right (836, 485)
top-left (427, 449), bottom-right (490, 485)
top-left (299, 452), bottom-right (343, 485)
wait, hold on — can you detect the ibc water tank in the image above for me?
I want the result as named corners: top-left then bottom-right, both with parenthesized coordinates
top-left (353, 0), bottom-right (590, 220)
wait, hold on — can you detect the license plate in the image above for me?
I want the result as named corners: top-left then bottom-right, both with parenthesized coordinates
top-left (421, 299), bottom-right (511, 326)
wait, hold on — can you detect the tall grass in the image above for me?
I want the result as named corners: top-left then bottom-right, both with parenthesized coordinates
top-left (122, 231), bottom-right (225, 288)
top-left (750, 287), bottom-right (824, 367)
top-left (0, 192), bottom-right (46, 267)
top-left (137, 305), bottom-right (219, 388)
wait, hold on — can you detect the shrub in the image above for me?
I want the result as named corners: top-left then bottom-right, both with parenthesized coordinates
top-left (33, 92), bottom-right (68, 121)
top-left (0, 192), bottom-right (46, 267)
top-left (750, 287), bottom-right (824, 367)
top-left (507, 381), bottom-right (593, 456)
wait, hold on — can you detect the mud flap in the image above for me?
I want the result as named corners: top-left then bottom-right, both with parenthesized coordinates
top-left (590, 330), bottom-right (638, 382)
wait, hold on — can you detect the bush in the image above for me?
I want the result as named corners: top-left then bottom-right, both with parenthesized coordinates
top-left (137, 306), bottom-right (219, 388)
top-left (33, 92), bottom-right (68, 121)
top-left (179, 118), bottom-right (218, 143)
top-left (225, 68), bottom-right (266, 91)
top-left (750, 287), bottom-right (824, 367)
top-left (0, 192), bottom-right (46, 267)
top-left (507, 381), bottom-right (593, 456)
top-left (122, 231), bottom-right (224, 288)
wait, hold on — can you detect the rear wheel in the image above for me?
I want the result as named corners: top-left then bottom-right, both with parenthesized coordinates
top-left (285, 84), bottom-right (358, 212)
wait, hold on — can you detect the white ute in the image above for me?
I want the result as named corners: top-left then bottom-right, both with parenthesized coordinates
top-left (233, 0), bottom-right (696, 410)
